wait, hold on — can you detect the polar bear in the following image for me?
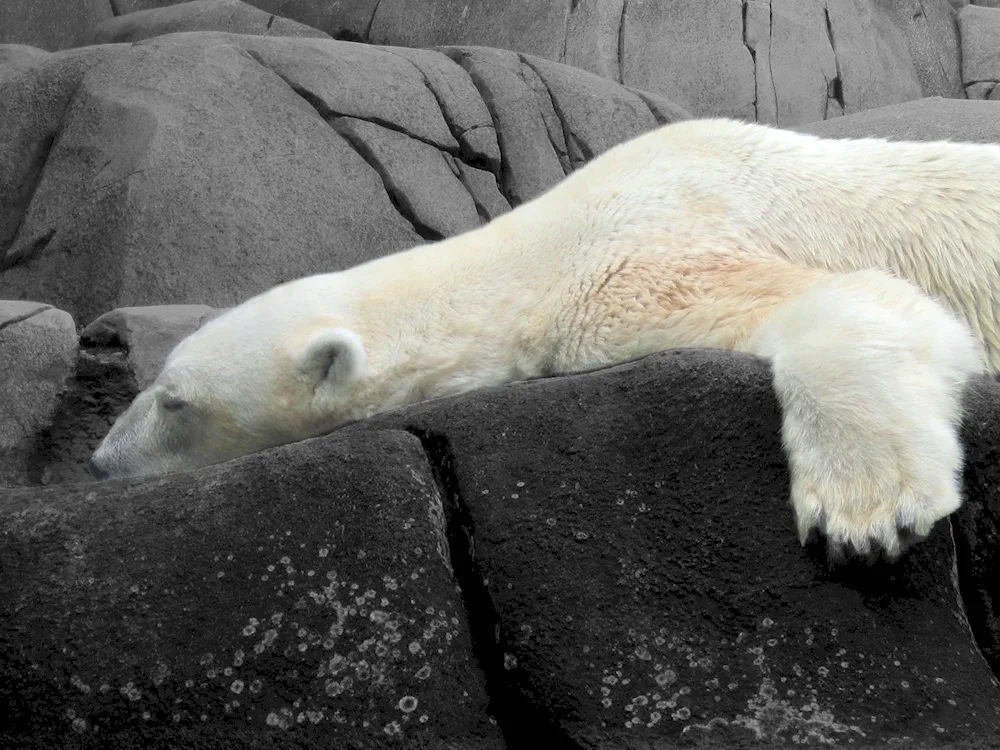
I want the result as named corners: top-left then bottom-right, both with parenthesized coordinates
top-left (88, 118), bottom-right (1000, 557)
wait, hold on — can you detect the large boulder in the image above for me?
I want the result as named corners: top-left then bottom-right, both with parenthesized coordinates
top-left (10, 348), bottom-right (1000, 746)
top-left (0, 429), bottom-right (502, 748)
top-left (89, 0), bottom-right (333, 45)
top-left (0, 33), bottom-right (687, 323)
top-left (82, 0), bottom-right (950, 125)
top-left (798, 96), bottom-right (1000, 143)
top-left (347, 349), bottom-right (1000, 746)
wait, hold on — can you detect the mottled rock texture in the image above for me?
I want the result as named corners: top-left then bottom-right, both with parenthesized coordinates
top-left (7, 349), bottom-right (1000, 747)
top-left (0, 429), bottom-right (503, 748)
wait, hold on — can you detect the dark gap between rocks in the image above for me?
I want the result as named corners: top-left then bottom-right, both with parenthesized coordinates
top-left (949, 515), bottom-right (1000, 681)
top-left (405, 427), bottom-right (581, 749)
top-left (27, 343), bottom-right (139, 486)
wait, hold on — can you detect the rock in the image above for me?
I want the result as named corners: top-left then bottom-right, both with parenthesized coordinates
top-left (959, 5), bottom-right (1000, 94)
top-left (954, 377), bottom-right (1000, 687)
top-left (252, 0), bottom-right (383, 41)
top-left (369, 0), bottom-right (573, 63)
top-left (0, 301), bottom-right (77, 487)
top-left (344, 349), bottom-right (1000, 745)
top-left (89, 0), bottom-right (333, 45)
top-left (0, 34), bottom-right (423, 325)
top-left (621, 0), bottom-right (756, 120)
top-left (0, 43), bottom-right (49, 65)
top-left (0, 429), bottom-right (502, 748)
top-left (332, 118), bottom-right (482, 239)
top-left (0, 0), bottom-right (113, 51)
top-left (799, 96), bottom-right (1000, 144)
top-left (440, 46), bottom-right (686, 207)
top-left (81, 305), bottom-right (222, 389)
top-left (872, 0), bottom-right (963, 99)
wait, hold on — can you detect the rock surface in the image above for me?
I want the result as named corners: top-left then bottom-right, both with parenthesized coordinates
top-left (0, 0), bottom-right (114, 51)
top-left (0, 33), bottom-right (686, 323)
top-left (798, 96), bottom-right (1000, 143)
top-left (89, 0), bottom-right (332, 45)
top-left (0, 301), bottom-right (77, 487)
top-left (9, 348), bottom-right (1000, 747)
top-left (0, 429), bottom-right (502, 749)
top-left (959, 5), bottom-right (1000, 99)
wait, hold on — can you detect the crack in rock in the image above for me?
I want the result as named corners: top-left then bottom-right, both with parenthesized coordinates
top-left (329, 119), bottom-right (444, 242)
top-left (519, 55), bottom-right (592, 172)
top-left (742, 0), bottom-right (759, 122)
top-left (617, 0), bottom-right (628, 84)
top-left (0, 305), bottom-right (52, 335)
top-left (823, 5), bottom-right (846, 117)
top-left (403, 427), bottom-right (574, 748)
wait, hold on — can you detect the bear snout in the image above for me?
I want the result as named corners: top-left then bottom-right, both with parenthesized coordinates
top-left (87, 456), bottom-right (111, 481)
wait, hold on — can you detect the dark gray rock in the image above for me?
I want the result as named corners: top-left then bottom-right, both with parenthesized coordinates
top-left (0, 301), bottom-right (77, 487)
top-left (81, 305), bottom-right (222, 389)
top-left (0, 0), bottom-right (113, 51)
top-left (89, 0), bottom-right (332, 45)
top-left (873, 0), bottom-right (963, 99)
top-left (347, 349), bottom-right (1000, 746)
top-left (0, 429), bottom-right (502, 749)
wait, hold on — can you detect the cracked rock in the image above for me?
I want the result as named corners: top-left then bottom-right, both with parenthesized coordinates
top-left (352, 349), bottom-right (1000, 746)
top-left (0, 429), bottom-right (502, 749)
top-left (88, 0), bottom-right (332, 45)
top-left (0, 301), bottom-right (76, 487)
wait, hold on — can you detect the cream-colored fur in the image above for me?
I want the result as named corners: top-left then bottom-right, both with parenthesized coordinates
top-left (90, 119), bottom-right (1000, 556)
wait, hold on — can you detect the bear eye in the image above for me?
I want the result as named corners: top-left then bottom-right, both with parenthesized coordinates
top-left (161, 393), bottom-right (189, 412)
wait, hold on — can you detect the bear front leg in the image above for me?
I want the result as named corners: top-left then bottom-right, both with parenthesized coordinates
top-left (746, 268), bottom-right (983, 557)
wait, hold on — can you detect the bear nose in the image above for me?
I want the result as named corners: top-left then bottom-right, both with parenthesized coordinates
top-left (87, 457), bottom-right (110, 480)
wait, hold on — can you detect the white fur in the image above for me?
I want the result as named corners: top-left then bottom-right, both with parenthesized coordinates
top-left (91, 119), bottom-right (999, 554)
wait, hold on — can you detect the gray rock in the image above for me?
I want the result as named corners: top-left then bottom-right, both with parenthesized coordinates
top-left (0, 429), bottom-right (502, 749)
top-left (0, 35), bottom-right (423, 324)
top-left (81, 304), bottom-right (221, 389)
top-left (0, 43), bottom-right (49, 65)
top-left (799, 96), bottom-right (1000, 144)
top-left (621, 0), bottom-right (756, 120)
top-left (348, 349), bottom-right (1000, 745)
top-left (959, 5), bottom-right (1000, 89)
top-left (89, 0), bottom-right (333, 45)
top-left (0, 0), bottom-right (113, 51)
top-left (872, 0), bottom-right (963, 99)
top-left (0, 301), bottom-right (76, 486)
top-left (369, 0), bottom-right (573, 63)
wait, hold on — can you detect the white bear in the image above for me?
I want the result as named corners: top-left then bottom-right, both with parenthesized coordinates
top-left (89, 118), bottom-right (1000, 557)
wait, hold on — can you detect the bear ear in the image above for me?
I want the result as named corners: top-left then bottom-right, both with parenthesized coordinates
top-left (296, 328), bottom-right (366, 392)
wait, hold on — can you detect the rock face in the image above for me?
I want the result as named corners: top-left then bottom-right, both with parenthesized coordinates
top-left (959, 5), bottom-right (1000, 99)
top-left (88, 0), bottom-right (333, 45)
top-left (6, 349), bottom-right (1000, 748)
top-left (0, 429), bottom-right (502, 749)
top-left (0, 34), bottom-right (686, 324)
top-left (102, 0), bottom-right (959, 125)
top-left (0, 301), bottom-right (77, 486)
top-left (0, 0), bottom-right (114, 51)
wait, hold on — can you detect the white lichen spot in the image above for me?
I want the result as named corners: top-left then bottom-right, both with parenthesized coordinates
top-left (230, 680), bottom-right (244, 694)
top-left (399, 696), bottom-right (418, 713)
top-left (416, 665), bottom-right (432, 680)
top-left (732, 678), bottom-right (866, 744)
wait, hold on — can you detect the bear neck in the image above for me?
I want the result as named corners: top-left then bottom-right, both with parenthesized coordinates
top-left (348, 215), bottom-right (562, 414)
